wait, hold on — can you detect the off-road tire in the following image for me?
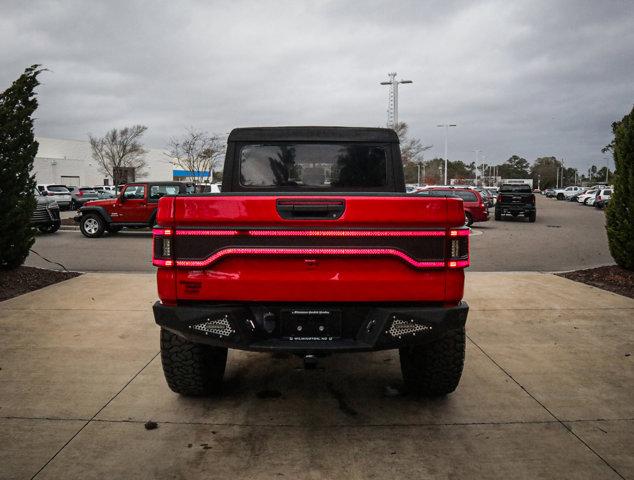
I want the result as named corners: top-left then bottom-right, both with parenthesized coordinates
top-left (399, 327), bottom-right (465, 396)
top-left (79, 213), bottom-right (105, 238)
top-left (528, 211), bottom-right (536, 223)
top-left (160, 328), bottom-right (228, 396)
top-left (557, 193), bottom-right (564, 200)
top-left (494, 209), bottom-right (502, 221)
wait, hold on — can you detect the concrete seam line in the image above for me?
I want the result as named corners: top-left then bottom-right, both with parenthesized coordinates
top-left (29, 351), bottom-right (159, 480)
top-left (467, 335), bottom-right (627, 480)
top-left (5, 415), bottom-right (633, 427)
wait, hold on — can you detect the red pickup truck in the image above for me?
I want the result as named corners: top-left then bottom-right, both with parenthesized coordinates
top-left (153, 127), bottom-right (470, 397)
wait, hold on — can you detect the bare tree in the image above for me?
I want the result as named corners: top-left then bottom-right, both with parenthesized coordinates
top-left (89, 125), bottom-right (148, 185)
top-left (168, 128), bottom-right (224, 184)
top-left (393, 122), bottom-right (432, 164)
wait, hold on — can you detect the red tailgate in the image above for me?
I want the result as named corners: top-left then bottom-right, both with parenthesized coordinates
top-left (154, 195), bottom-right (467, 304)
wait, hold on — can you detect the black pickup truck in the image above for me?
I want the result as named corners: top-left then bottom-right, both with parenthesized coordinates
top-left (494, 184), bottom-right (536, 222)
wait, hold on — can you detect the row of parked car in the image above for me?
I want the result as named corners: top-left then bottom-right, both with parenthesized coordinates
top-left (542, 185), bottom-right (613, 209)
top-left (410, 184), bottom-right (537, 226)
top-left (36, 184), bottom-right (118, 210)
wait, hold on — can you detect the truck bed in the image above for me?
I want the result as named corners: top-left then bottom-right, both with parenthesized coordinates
top-left (153, 194), bottom-right (469, 305)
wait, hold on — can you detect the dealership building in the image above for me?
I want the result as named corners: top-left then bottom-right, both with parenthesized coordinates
top-left (33, 137), bottom-right (189, 187)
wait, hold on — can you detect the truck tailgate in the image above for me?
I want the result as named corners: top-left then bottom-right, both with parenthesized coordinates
top-left (154, 195), bottom-right (468, 303)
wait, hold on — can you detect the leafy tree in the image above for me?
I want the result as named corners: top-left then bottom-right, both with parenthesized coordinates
top-left (0, 65), bottom-right (44, 269)
top-left (497, 155), bottom-right (531, 179)
top-left (89, 125), bottom-right (148, 185)
top-left (168, 128), bottom-right (224, 184)
top-left (530, 156), bottom-right (561, 189)
top-left (605, 105), bottom-right (634, 270)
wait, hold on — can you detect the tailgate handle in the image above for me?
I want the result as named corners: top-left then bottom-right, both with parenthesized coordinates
top-left (276, 199), bottom-right (345, 220)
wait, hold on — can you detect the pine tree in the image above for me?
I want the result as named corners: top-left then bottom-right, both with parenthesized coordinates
top-left (0, 65), bottom-right (44, 269)
top-left (605, 105), bottom-right (634, 270)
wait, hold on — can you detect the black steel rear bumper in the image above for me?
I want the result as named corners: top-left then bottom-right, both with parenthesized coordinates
top-left (153, 301), bottom-right (468, 353)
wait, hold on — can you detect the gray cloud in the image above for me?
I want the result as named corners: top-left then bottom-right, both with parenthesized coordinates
top-left (1, 0), bottom-right (632, 172)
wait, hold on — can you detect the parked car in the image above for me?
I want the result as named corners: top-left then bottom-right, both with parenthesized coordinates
top-left (67, 186), bottom-right (100, 209)
top-left (418, 186), bottom-right (489, 226)
top-left (568, 188), bottom-right (587, 202)
top-left (75, 181), bottom-right (192, 237)
top-left (543, 188), bottom-right (556, 197)
top-left (577, 189), bottom-right (597, 204)
top-left (495, 184), bottom-right (536, 222)
top-left (553, 186), bottom-right (584, 200)
top-left (473, 188), bottom-right (494, 208)
top-left (92, 186), bottom-right (116, 198)
top-left (594, 188), bottom-right (612, 209)
top-left (36, 184), bottom-right (72, 210)
top-left (483, 187), bottom-right (499, 205)
top-left (31, 188), bottom-right (61, 233)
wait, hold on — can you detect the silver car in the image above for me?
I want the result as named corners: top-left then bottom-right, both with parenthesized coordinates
top-left (67, 186), bottom-right (100, 209)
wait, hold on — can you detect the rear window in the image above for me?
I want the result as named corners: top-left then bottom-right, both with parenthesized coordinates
top-left (79, 188), bottom-right (95, 192)
top-left (48, 185), bottom-right (70, 193)
top-left (239, 143), bottom-right (388, 189)
top-left (500, 184), bottom-right (532, 192)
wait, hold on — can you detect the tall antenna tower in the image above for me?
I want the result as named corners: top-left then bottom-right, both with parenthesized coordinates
top-left (380, 72), bottom-right (413, 128)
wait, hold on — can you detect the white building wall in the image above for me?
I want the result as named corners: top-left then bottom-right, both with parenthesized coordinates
top-left (33, 137), bottom-right (174, 186)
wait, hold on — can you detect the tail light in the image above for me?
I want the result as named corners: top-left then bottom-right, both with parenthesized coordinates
top-left (77, 190), bottom-right (83, 197)
top-left (497, 194), bottom-right (502, 203)
top-left (153, 227), bottom-right (470, 270)
top-left (153, 228), bottom-right (174, 267)
top-left (447, 228), bottom-right (470, 268)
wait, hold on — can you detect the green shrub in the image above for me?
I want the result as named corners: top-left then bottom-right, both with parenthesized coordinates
top-left (606, 105), bottom-right (634, 270)
top-left (0, 65), bottom-right (44, 269)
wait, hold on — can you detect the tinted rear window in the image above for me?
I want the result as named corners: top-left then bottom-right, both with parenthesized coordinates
top-left (48, 185), bottom-right (69, 193)
top-left (500, 184), bottom-right (532, 192)
top-left (239, 143), bottom-right (388, 188)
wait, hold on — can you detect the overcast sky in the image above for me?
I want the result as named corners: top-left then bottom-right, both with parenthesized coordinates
top-left (2, 0), bottom-right (633, 172)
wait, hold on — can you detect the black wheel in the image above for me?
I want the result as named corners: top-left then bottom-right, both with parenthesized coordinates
top-left (108, 226), bottom-right (122, 234)
top-left (494, 209), bottom-right (502, 221)
top-left (400, 327), bottom-right (465, 396)
top-left (160, 328), bottom-right (227, 396)
top-left (528, 211), bottom-right (536, 222)
top-left (38, 222), bottom-right (60, 234)
top-left (79, 213), bottom-right (105, 238)
top-left (464, 212), bottom-right (473, 227)
top-left (556, 193), bottom-right (564, 200)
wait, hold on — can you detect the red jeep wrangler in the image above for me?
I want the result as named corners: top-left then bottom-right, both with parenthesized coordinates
top-left (153, 127), bottom-right (470, 396)
top-left (75, 182), bottom-right (191, 237)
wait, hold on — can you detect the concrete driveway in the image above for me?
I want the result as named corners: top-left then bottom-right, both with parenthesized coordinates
top-left (1, 273), bottom-right (632, 479)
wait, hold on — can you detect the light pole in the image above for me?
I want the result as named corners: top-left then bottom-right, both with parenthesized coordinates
top-left (380, 73), bottom-right (413, 128)
top-left (473, 149), bottom-right (480, 185)
top-left (437, 124), bottom-right (457, 185)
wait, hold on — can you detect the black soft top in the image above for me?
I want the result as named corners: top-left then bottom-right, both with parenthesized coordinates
top-left (228, 126), bottom-right (399, 143)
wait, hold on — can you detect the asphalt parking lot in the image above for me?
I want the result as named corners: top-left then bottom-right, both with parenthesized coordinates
top-left (2, 272), bottom-right (632, 479)
top-left (26, 196), bottom-right (613, 273)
